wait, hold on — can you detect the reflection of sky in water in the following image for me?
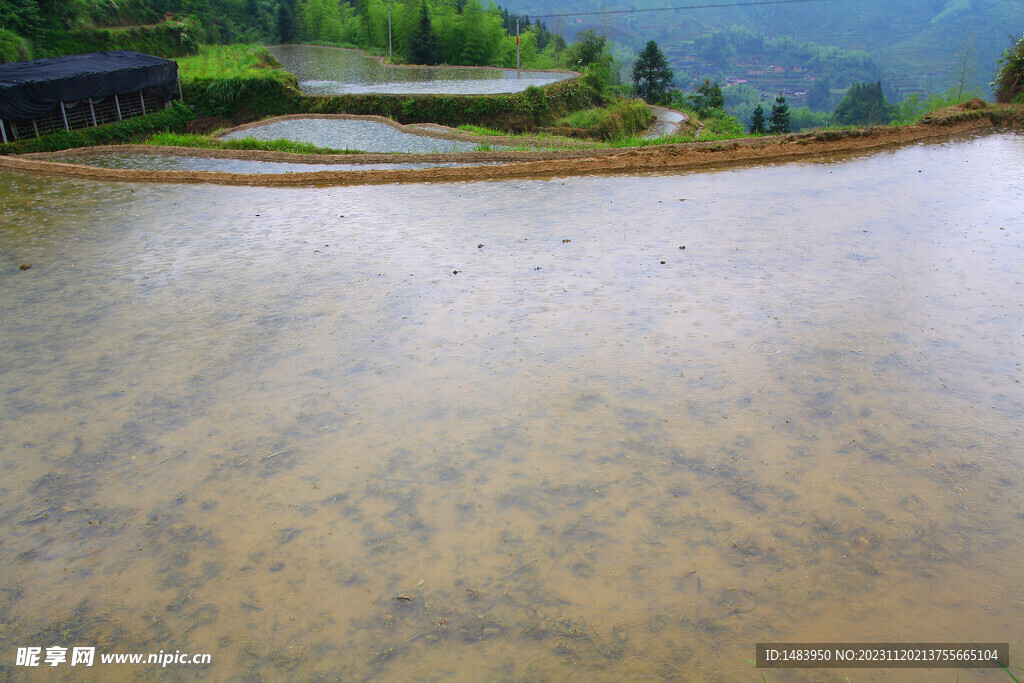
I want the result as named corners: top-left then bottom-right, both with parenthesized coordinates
top-left (0, 134), bottom-right (1022, 681)
top-left (300, 76), bottom-right (572, 95)
top-left (220, 118), bottom-right (480, 153)
top-left (54, 153), bottom-right (495, 172)
top-left (269, 44), bottom-right (572, 95)
top-left (644, 108), bottom-right (685, 139)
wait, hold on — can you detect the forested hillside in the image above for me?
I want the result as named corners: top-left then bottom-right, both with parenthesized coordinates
top-left (0, 0), bottom-right (589, 73)
top-left (2, 0), bottom-right (1020, 108)
top-left (500, 0), bottom-right (1023, 97)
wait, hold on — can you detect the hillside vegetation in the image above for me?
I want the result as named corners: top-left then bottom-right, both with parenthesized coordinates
top-left (994, 32), bottom-right (1024, 103)
top-left (503, 0), bottom-right (1023, 97)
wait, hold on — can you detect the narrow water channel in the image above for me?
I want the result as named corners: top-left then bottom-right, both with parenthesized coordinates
top-left (0, 133), bottom-right (1021, 681)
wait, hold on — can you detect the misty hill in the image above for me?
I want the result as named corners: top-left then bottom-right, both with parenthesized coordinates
top-left (504, 0), bottom-right (1024, 97)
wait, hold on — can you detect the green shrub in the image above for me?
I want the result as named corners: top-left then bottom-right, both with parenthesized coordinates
top-left (994, 33), bottom-right (1024, 104)
top-left (31, 18), bottom-right (201, 60)
top-left (181, 73), bottom-right (301, 120)
top-left (553, 97), bottom-right (653, 140)
top-left (0, 28), bottom-right (33, 63)
top-left (176, 45), bottom-right (284, 80)
top-left (1, 102), bottom-right (195, 155)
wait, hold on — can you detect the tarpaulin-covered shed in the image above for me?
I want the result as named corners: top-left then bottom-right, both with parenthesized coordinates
top-left (0, 51), bottom-right (181, 143)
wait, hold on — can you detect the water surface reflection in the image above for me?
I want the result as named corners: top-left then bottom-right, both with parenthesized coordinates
top-left (219, 118), bottom-right (480, 153)
top-left (0, 133), bottom-right (1021, 681)
top-left (48, 152), bottom-right (493, 173)
top-left (269, 44), bottom-right (572, 95)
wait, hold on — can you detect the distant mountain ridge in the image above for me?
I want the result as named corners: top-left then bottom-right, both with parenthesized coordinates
top-left (503, 0), bottom-right (1024, 96)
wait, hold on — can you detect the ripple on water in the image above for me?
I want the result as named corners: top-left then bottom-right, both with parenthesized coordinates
top-left (50, 153), bottom-right (497, 173)
top-left (0, 133), bottom-right (1022, 681)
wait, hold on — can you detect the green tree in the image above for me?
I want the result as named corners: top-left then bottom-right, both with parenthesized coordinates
top-left (687, 79), bottom-right (724, 116)
top-left (277, 0), bottom-right (296, 43)
top-left (788, 105), bottom-right (830, 131)
top-left (833, 81), bottom-right (895, 125)
top-left (723, 83), bottom-right (762, 129)
top-left (749, 103), bottom-right (765, 134)
top-left (632, 40), bottom-right (673, 104)
top-left (768, 96), bottom-right (790, 134)
top-left (994, 32), bottom-right (1024, 103)
top-left (407, 0), bottom-right (442, 65)
top-left (950, 35), bottom-right (978, 103)
top-left (565, 29), bottom-right (607, 68)
top-left (0, 0), bottom-right (43, 35)
top-left (564, 29), bottom-right (615, 89)
top-left (806, 76), bottom-right (834, 112)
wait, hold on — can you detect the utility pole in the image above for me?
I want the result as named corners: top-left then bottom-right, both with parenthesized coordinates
top-left (516, 14), bottom-right (520, 71)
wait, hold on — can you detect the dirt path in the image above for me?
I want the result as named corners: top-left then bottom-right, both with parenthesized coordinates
top-left (3, 104), bottom-right (1018, 187)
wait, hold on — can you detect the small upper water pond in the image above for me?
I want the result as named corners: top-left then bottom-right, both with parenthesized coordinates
top-left (219, 118), bottom-right (483, 153)
top-left (269, 44), bottom-right (573, 95)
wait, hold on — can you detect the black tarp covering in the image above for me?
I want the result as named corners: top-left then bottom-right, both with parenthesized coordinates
top-left (0, 51), bottom-right (178, 120)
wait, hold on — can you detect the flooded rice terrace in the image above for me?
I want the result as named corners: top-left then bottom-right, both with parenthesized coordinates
top-left (219, 118), bottom-right (480, 154)
top-left (51, 152), bottom-right (490, 173)
top-left (0, 133), bottom-right (1022, 681)
top-left (268, 45), bottom-right (572, 95)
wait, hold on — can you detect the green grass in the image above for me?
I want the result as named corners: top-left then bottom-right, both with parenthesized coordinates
top-left (889, 87), bottom-right (984, 125)
top-left (552, 98), bottom-right (655, 141)
top-left (458, 124), bottom-right (561, 139)
top-left (457, 124), bottom-right (507, 136)
top-left (146, 131), bottom-right (366, 155)
top-left (176, 44), bottom-right (286, 80)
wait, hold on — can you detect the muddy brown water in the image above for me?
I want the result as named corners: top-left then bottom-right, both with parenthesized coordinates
top-left (0, 133), bottom-right (1021, 681)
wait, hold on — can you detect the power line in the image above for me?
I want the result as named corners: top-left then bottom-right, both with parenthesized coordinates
top-left (510, 0), bottom-right (831, 21)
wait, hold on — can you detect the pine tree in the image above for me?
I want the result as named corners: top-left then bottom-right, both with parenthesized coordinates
top-left (407, 0), bottom-right (443, 66)
top-left (632, 40), bottom-right (674, 104)
top-left (833, 81), bottom-right (894, 125)
top-left (276, 0), bottom-right (296, 43)
top-left (749, 103), bottom-right (766, 134)
top-left (768, 96), bottom-right (790, 134)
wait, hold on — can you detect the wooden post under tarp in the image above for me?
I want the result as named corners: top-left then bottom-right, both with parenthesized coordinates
top-left (88, 98), bottom-right (97, 127)
top-left (1, 121), bottom-right (7, 144)
top-left (114, 94), bottom-right (122, 120)
top-left (177, 77), bottom-right (184, 102)
top-left (60, 102), bottom-right (70, 131)
top-left (139, 90), bottom-right (146, 115)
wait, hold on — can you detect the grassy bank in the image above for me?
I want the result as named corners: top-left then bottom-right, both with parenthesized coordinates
top-left (175, 45), bottom-right (601, 132)
top-left (146, 132), bottom-right (366, 155)
top-left (546, 98), bottom-right (654, 141)
top-left (176, 44), bottom-right (288, 79)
